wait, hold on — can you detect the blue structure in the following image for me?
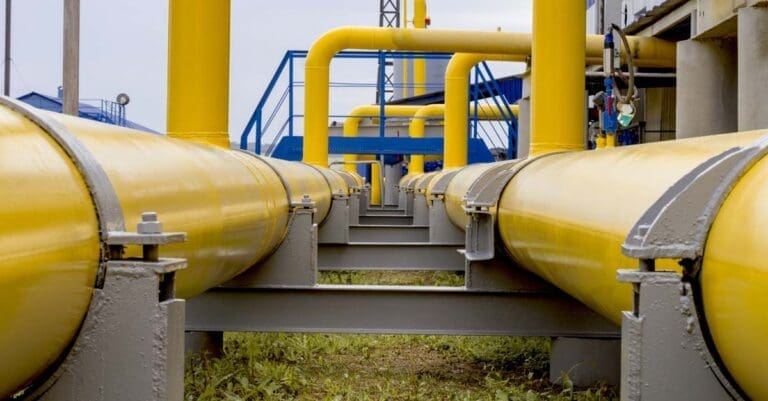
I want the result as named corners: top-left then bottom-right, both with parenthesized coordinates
top-left (17, 91), bottom-right (157, 133)
top-left (241, 50), bottom-right (520, 163)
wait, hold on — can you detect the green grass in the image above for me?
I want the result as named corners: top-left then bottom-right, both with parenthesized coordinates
top-left (185, 272), bottom-right (617, 400)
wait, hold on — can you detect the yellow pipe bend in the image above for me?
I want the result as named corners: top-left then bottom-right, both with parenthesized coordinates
top-left (444, 53), bottom-right (525, 168)
top-left (342, 105), bottom-right (423, 205)
top-left (409, 103), bottom-right (519, 174)
top-left (342, 104), bottom-right (424, 172)
top-left (304, 26), bottom-right (674, 167)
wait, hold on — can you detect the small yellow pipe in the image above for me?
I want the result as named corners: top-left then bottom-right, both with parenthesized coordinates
top-left (530, 0), bottom-right (586, 156)
top-left (342, 105), bottom-right (423, 203)
top-left (410, 103), bottom-right (519, 174)
top-left (413, 0), bottom-right (427, 96)
top-left (303, 26), bottom-right (674, 167)
top-left (342, 105), bottom-right (423, 172)
top-left (370, 161), bottom-right (382, 205)
top-left (167, 0), bottom-right (231, 148)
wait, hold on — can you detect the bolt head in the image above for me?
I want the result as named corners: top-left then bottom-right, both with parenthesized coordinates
top-left (137, 212), bottom-right (162, 234)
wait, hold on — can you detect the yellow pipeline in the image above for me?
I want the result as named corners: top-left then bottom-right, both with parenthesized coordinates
top-left (493, 132), bottom-right (768, 400)
top-left (167, 0), bottom-right (231, 148)
top-left (444, 53), bottom-right (525, 168)
top-left (530, 0), bottom-right (585, 156)
top-left (413, 0), bottom-right (427, 96)
top-left (410, 103), bottom-right (519, 174)
top-left (0, 107), bottom-right (296, 397)
top-left (303, 26), bottom-right (675, 167)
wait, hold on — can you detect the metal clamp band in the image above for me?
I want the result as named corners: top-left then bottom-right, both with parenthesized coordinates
top-left (622, 136), bottom-right (768, 259)
top-left (235, 149), bottom-right (294, 208)
top-left (0, 96), bottom-right (125, 288)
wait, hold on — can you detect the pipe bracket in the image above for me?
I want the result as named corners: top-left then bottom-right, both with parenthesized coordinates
top-left (622, 135), bottom-right (768, 259)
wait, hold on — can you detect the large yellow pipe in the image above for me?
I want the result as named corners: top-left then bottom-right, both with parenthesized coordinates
top-left (410, 103), bottom-right (519, 174)
top-left (303, 26), bottom-right (675, 167)
top-left (0, 106), bottom-right (295, 397)
top-left (493, 131), bottom-right (768, 400)
top-left (529, 0), bottom-right (585, 156)
top-left (413, 0), bottom-right (427, 96)
top-left (167, 0), bottom-right (231, 148)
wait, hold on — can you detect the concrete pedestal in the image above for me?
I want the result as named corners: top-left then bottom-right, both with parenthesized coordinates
top-left (676, 39), bottom-right (737, 138)
top-left (185, 331), bottom-right (224, 358)
top-left (550, 337), bottom-right (620, 387)
top-left (738, 6), bottom-right (768, 131)
top-left (384, 162), bottom-right (402, 206)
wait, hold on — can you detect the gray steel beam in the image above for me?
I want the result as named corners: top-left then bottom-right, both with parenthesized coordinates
top-left (358, 215), bottom-right (413, 225)
top-left (362, 208), bottom-right (407, 215)
top-left (318, 243), bottom-right (464, 271)
top-left (186, 285), bottom-right (620, 337)
top-left (349, 225), bottom-right (429, 243)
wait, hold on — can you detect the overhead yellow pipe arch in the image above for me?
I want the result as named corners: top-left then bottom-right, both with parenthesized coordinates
top-left (409, 103), bottom-right (519, 174)
top-left (341, 105), bottom-right (424, 204)
top-left (303, 26), bottom-right (675, 167)
top-left (443, 53), bottom-right (525, 168)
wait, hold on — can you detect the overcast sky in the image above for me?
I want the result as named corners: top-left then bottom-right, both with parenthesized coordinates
top-left (1, 1), bottom-right (532, 139)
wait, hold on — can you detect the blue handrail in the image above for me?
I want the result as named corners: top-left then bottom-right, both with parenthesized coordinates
top-left (470, 61), bottom-right (519, 157)
top-left (240, 50), bottom-right (453, 154)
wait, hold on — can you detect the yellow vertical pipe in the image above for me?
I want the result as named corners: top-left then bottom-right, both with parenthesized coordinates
top-left (530, 0), bottom-right (585, 156)
top-left (413, 0), bottom-right (427, 96)
top-left (370, 161), bottom-right (382, 205)
top-left (342, 105), bottom-right (423, 196)
top-left (167, 0), bottom-right (231, 148)
top-left (444, 53), bottom-right (525, 168)
top-left (401, 0), bottom-right (409, 98)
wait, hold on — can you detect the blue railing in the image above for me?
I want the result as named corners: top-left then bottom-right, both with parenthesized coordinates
top-left (470, 61), bottom-right (519, 158)
top-left (240, 50), bottom-right (453, 155)
top-left (241, 50), bottom-right (521, 160)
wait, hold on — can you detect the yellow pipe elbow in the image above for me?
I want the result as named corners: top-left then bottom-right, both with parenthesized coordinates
top-left (167, 0), bottom-right (231, 148)
top-left (410, 102), bottom-right (518, 173)
top-left (303, 26), bottom-right (676, 167)
top-left (444, 53), bottom-right (525, 168)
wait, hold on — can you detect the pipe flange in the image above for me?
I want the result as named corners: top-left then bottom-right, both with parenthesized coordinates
top-left (0, 96), bottom-right (125, 288)
top-left (236, 150), bottom-right (294, 207)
